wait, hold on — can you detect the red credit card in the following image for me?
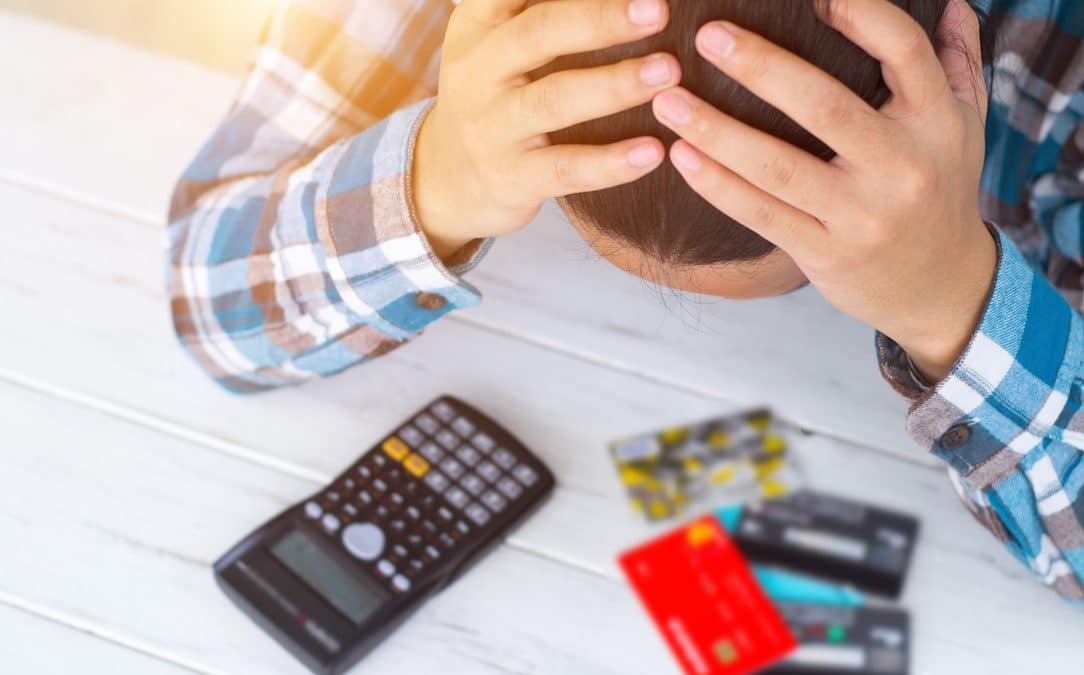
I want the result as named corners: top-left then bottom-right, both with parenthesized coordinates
top-left (619, 517), bottom-right (797, 675)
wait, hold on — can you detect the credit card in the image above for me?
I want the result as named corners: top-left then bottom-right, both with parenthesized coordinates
top-left (610, 409), bottom-right (800, 522)
top-left (618, 517), bottom-right (797, 675)
top-left (761, 604), bottom-right (910, 675)
top-left (722, 491), bottom-right (919, 598)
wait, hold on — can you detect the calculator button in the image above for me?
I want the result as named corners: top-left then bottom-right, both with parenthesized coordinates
top-left (440, 457), bottom-right (465, 479)
top-left (456, 445), bottom-right (482, 466)
top-left (420, 494), bottom-right (437, 511)
top-left (389, 519), bottom-right (407, 533)
top-left (439, 533), bottom-right (456, 549)
top-left (444, 487), bottom-right (470, 509)
top-left (357, 490), bottom-right (373, 505)
top-left (326, 491), bottom-right (342, 503)
top-left (304, 501), bottom-right (322, 519)
top-left (454, 520), bottom-right (471, 537)
top-left (372, 478), bottom-right (388, 492)
top-left (493, 448), bottom-right (517, 470)
top-left (342, 523), bottom-right (385, 561)
top-left (321, 514), bottom-right (341, 533)
top-left (424, 471), bottom-right (450, 492)
top-left (392, 575), bottom-right (411, 592)
top-left (342, 503), bottom-right (359, 518)
top-left (481, 490), bottom-right (507, 513)
top-left (404, 453), bottom-right (430, 478)
top-left (385, 467), bottom-right (403, 484)
top-left (357, 465), bottom-right (373, 480)
top-left (375, 504), bottom-right (390, 519)
top-left (399, 425), bottom-right (425, 447)
top-left (466, 503), bottom-right (491, 526)
top-left (421, 520), bottom-right (439, 536)
top-left (406, 533), bottom-right (425, 548)
top-left (461, 473), bottom-right (486, 496)
top-left (419, 442), bottom-right (444, 463)
top-left (382, 437), bottom-right (411, 461)
top-left (393, 544), bottom-right (409, 559)
top-left (436, 430), bottom-right (460, 450)
top-left (512, 464), bottom-right (539, 486)
top-left (452, 417), bottom-right (476, 438)
top-left (342, 478), bottom-right (356, 491)
top-left (415, 414), bottom-right (440, 435)
top-left (405, 506), bottom-right (421, 520)
top-left (497, 477), bottom-right (523, 500)
top-left (424, 545), bottom-right (441, 561)
top-left (431, 401), bottom-right (456, 421)
top-left (476, 461), bottom-right (501, 483)
top-left (472, 433), bottom-right (496, 453)
top-left (372, 454), bottom-right (388, 468)
top-left (377, 560), bottom-right (396, 578)
top-left (388, 492), bottom-right (405, 508)
top-left (436, 506), bottom-right (454, 522)
top-left (408, 559), bottom-right (424, 573)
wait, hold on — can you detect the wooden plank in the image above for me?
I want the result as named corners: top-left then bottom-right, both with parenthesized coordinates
top-left (3, 181), bottom-right (1084, 670)
top-left (0, 601), bottom-right (194, 675)
top-left (0, 9), bottom-right (917, 457)
top-left (0, 380), bottom-right (676, 675)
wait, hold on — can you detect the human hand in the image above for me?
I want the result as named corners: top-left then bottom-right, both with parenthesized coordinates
top-left (414, 0), bottom-right (681, 261)
top-left (653, 0), bottom-right (996, 381)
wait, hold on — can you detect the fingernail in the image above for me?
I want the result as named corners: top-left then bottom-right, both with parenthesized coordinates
top-left (699, 23), bottom-right (736, 59)
top-left (655, 91), bottom-right (691, 125)
top-left (639, 56), bottom-right (672, 86)
top-left (628, 142), bottom-right (662, 168)
top-left (671, 143), bottom-right (701, 171)
top-left (628, 0), bottom-right (662, 26)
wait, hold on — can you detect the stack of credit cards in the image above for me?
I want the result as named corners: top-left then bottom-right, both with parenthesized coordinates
top-left (609, 410), bottom-right (800, 521)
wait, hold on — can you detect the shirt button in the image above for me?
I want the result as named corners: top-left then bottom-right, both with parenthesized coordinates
top-left (940, 424), bottom-right (972, 450)
top-left (415, 292), bottom-right (447, 311)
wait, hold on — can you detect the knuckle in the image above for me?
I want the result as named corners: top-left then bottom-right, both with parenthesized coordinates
top-left (733, 44), bottom-right (770, 82)
top-left (897, 164), bottom-right (935, 202)
top-left (552, 154), bottom-right (580, 189)
top-left (513, 8), bottom-right (549, 52)
top-left (750, 201), bottom-right (777, 230)
top-left (765, 153), bottom-right (798, 188)
top-left (896, 21), bottom-right (929, 62)
top-left (532, 79), bottom-right (563, 118)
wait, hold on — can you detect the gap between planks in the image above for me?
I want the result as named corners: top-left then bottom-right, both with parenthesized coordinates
top-left (0, 366), bottom-right (618, 581)
top-left (0, 588), bottom-right (224, 675)
top-left (0, 172), bottom-right (929, 468)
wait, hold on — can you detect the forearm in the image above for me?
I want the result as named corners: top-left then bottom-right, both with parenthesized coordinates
top-left (168, 100), bottom-right (486, 392)
top-left (878, 228), bottom-right (1084, 601)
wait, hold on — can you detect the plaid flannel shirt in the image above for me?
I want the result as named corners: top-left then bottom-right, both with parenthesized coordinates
top-left (169, 0), bottom-right (1084, 600)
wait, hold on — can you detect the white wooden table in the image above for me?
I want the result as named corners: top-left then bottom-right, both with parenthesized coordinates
top-left (1, 10), bottom-right (1083, 674)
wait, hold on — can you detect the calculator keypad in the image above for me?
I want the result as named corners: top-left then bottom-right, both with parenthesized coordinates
top-left (310, 399), bottom-right (545, 596)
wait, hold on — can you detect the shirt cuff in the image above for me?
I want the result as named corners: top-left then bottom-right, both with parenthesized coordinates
top-left (876, 227), bottom-right (1084, 485)
top-left (320, 98), bottom-right (491, 338)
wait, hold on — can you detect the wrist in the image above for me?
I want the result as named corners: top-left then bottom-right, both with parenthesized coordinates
top-left (412, 110), bottom-right (477, 262)
top-left (892, 220), bottom-right (998, 383)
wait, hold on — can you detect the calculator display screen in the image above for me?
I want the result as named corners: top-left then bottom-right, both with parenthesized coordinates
top-left (271, 529), bottom-right (384, 625)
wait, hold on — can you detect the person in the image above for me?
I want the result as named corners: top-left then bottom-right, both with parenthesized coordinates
top-left (167, 0), bottom-right (1084, 601)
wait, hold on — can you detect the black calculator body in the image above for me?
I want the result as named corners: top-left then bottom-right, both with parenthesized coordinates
top-left (213, 396), bottom-right (556, 675)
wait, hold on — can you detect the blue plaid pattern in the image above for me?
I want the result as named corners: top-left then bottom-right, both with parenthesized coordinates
top-left (877, 0), bottom-right (1084, 600)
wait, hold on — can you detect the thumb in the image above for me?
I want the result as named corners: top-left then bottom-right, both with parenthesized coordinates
top-left (935, 0), bottom-right (989, 120)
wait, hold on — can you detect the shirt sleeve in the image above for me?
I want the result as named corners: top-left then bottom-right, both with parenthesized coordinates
top-left (166, 0), bottom-right (489, 393)
top-left (877, 227), bottom-right (1084, 602)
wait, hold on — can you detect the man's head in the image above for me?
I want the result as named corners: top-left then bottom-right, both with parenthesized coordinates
top-left (536, 0), bottom-right (949, 298)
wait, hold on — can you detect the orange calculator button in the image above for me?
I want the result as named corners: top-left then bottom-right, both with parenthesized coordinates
top-left (382, 437), bottom-right (410, 461)
top-left (403, 453), bottom-right (430, 477)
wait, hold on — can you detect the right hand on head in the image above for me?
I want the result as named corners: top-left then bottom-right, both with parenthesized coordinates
top-left (413, 0), bottom-right (679, 261)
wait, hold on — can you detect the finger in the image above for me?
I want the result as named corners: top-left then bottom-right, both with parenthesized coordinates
top-left (520, 137), bottom-right (665, 198)
top-left (669, 140), bottom-right (827, 257)
top-left (693, 21), bottom-right (881, 161)
top-left (653, 88), bottom-right (850, 220)
top-left (815, 0), bottom-right (947, 109)
top-left (456, 0), bottom-right (528, 26)
top-left (506, 53), bottom-right (680, 136)
top-left (484, 0), bottom-right (669, 79)
top-left (935, 0), bottom-right (988, 118)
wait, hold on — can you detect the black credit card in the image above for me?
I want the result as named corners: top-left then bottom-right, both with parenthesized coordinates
top-left (761, 603), bottom-right (909, 675)
top-left (730, 490), bottom-right (919, 598)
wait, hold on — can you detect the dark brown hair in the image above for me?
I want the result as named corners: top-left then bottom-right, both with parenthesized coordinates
top-left (539, 0), bottom-right (960, 266)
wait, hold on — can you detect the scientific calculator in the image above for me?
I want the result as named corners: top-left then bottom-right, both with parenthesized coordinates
top-left (213, 396), bottom-right (556, 675)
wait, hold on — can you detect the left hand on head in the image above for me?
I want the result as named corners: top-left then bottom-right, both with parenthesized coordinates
top-left (654, 0), bottom-right (997, 382)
